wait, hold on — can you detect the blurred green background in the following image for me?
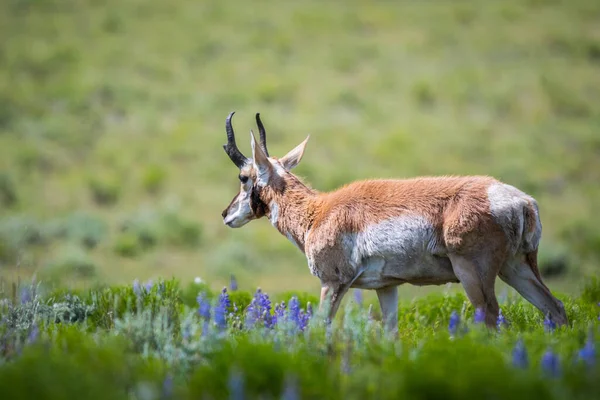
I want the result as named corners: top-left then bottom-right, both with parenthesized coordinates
top-left (1, 0), bottom-right (599, 296)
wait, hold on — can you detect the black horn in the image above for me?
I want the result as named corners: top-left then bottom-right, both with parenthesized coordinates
top-left (223, 111), bottom-right (249, 168)
top-left (255, 113), bottom-right (270, 157)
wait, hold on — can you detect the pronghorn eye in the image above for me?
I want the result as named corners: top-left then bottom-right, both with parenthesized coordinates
top-left (239, 175), bottom-right (248, 184)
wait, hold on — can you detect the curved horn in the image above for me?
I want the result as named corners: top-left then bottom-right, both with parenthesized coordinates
top-left (223, 111), bottom-right (249, 168)
top-left (255, 113), bottom-right (270, 157)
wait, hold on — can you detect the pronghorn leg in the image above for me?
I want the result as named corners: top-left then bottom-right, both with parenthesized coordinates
top-left (448, 253), bottom-right (501, 328)
top-left (320, 282), bottom-right (351, 325)
top-left (376, 286), bottom-right (398, 335)
top-left (499, 252), bottom-right (568, 325)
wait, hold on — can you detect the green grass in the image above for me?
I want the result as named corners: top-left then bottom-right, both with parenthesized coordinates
top-left (1, 0), bottom-right (600, 294)
top-left (0, 278), bottom-right (599, 399)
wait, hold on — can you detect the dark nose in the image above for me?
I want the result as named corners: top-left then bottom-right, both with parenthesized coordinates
top-left (221, 209), bottom-right (227, 219)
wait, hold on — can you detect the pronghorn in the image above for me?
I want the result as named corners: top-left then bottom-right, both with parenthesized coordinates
top-left (220, 112), bottom-right (568, 331)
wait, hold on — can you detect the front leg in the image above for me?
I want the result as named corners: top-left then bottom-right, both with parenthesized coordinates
top-left (319, 282), bottom-right (351, 324)
top-left (376, 286), bottom-right (399, 335)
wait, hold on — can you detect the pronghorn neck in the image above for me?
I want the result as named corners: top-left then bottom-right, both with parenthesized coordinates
top-left (265, 176), bottom-right (317, 253)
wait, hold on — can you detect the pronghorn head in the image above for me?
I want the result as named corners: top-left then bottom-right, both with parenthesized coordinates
top-left (221, 112), bottom-right (310, 228)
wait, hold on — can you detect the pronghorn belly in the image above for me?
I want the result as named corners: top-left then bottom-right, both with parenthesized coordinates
top-left (347, 215), bottom-right (458, 289)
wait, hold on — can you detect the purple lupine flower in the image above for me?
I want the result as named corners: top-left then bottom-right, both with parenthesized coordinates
top-left (273, 301), bottom-right (286, 327)
top-left (182, 324), bottom-right (191, 341)
top-left (228, 369), bottom-right (245, 400)
top-left (288, 297), bottom-right (301, 328)
top-left (214, 302), bottom-right (227, 331)
top-left (541, 349), bottom-right (560, 378)
top-left (497, 309), bottom-right (507, 329)
top-left (245, 298), bottom-right (259, 328)
top-left (512, 339), bottom-right (528, 368)
top-left (162, 374), bottom-right (174, 398)
top-left (448, 311), bottom-right (460, 335)
top-left (132, 279), bottom-right (142, 296)
top-left (543, 314), bottom-right (556, 332)
top-left (230, 274), bottom-right (238, 291)
top-left (577, 337), bottom-right (595, 368)
top-left (298, 310), bottom-right (311, 331)
top-left (255, 289), bottom-right (273, 328)
top-left (353, 290), bottom-right (363, 306)
top-left (144, 280), bottom-right (153, 292)
top-left (474, 308), bottom-right (486, 324)
top-left (27, 322), bottom-right (39, 344)
top-left (281, 375), bottom-right (299, 400)
top-left (20, 287), bottom-right (32, 304)
top-left (220, 287), bottom-right (231, 311)
top-left (197, 293), bottom-right (211, 320)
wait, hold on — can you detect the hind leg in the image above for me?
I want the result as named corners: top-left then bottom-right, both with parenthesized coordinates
top-left (499, 252), bottom-right (567, 325)
top-left (376, 286), bottom-right (398, 334)
top-left (448, 253), bottom-right (501, 328)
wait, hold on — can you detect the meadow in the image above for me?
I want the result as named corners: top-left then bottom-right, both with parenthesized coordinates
top-left (0, 277), bottom-right (599, 399)
top-left (1, 0), bottom-right (600, 397)
top-left (1, 0), bottom-right (600, 295)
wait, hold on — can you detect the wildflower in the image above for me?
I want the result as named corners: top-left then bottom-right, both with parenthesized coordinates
top-left (288, 297), bottom-right (301, 327)
top-left (298, 309), bottom-right (311, 331)
top-left (448, 311), bottom-right (460, 335)
top-left (133, 279), bottom-right (142, 296)
top-left (145, 280), bottom-right (153, 292)
top-left (577, 336), bottom-right (595, 368)
top-left (228, 369), bottom-right (245, 400)
top-left (474, 308), bottom-right (485, 324)
top-left (245, 298), bottom-right (259, 328)
top-left (214, 302), bottom-right (227, 331)
top-left (281, 375), bottom-right (299, 400)
top-left (246, 288), bottom-right (273, 328)
top-left (194, 276), bottom-right (203, 284)
top-left (497, 309), bottom-right (507, 329)
top-left (541, 349), bottom-right (560, 378)
top-left (162, 374), bottom-right (173, 398)
top-left (220, 287), bottom-right (231, 311)
top-left (512, 339), bottom-right (528, 369)
top-left (182, 324), bottom-right (191, 341)
top-left (197, 293), bottom-right (211, 321)
top-left (230, 274), bottom-right (238, 291)
top-left (20, 286), bottom-right (32, 304)
top-left (353, 290), bottom-right (363, 306)
top-left (273, 301), bottom-right (286, 326)
top-left (543, 314), bottom-right (556, 332)
top-left (27, 322), bottom-right (39, 344)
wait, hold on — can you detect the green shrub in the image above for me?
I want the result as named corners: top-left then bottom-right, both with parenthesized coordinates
top-left (0, 216), bottom-right (45, 264)
top-left (113, 232), bottom-right (142, 257)
top-left (581, 276), bottom-right (600, 304)
top-left (45, 212), bottom-right (107, 249)
top-left (228, 290), bottom-right (253, 312)
top-left (42, 245), bottom-right (98, 281)
top-left (88, 174), bottom-right (121, 206)
top-left (161, 212), bottom-right (202, 248)
top-left (180, 280), bottom-right (214, 307)
top-left (0, 330), bottom-right (164, 400)
top-left (141, 164), bottom-right (167, 194)
top-left (0, 172), bottom-right (18, 208)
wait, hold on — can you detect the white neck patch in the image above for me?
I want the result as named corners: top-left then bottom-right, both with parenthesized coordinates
top-left (269, 201), bottom-right (279, 227)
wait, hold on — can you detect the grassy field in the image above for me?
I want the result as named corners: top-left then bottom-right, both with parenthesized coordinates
top-left (0, 278), bottom-right (599, 399)
top-left (1, 0), bottom-right (600, 295)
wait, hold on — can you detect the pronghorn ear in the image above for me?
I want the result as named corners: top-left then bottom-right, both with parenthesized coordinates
top-left (250, 130), bottom-right (272, 185)
top-left (280, 136), bottom-right (310, 171)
